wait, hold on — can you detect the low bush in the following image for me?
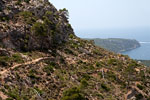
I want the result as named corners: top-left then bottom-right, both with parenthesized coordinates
top-left (80, 78), bottom-right (88, 88)
top-left (108, 59), bottom-right (118, 65)
top-left (137, 84), bottom-right (144, 90)
top-left (43, 65), bottom-right (54, 75)
top-left (19, 11), bottom-right (32, 18)
top-left (0, 16), bottom-right (9, 22)
top-left (101, 83), bottom-right (110, 92)
top-left (19, 11), bottom-right (36, 25)
top-left (0, 7), bottom-right (2, 12)
top-left (61, 87), bottom-right (86, 100)
top-left (64, 48), bottom-right (74, 55)
top-left (135, 94), bottom-right (143, 100)
top-left (24, 0), bottom-right (30, 3)
top-left (16, 0), bottom-right (21, 5)
top-left (12, 53), bottom-right (24, 63)
top-left (96, 62), bottom-right (101, 67)
top-left (0, 53), bottom-right (23, 66)
top-left (31, 22), bottom-right (47, 37)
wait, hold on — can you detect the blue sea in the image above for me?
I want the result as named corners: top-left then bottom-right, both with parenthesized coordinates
top-left (75, 28), bottom-right (150, 60)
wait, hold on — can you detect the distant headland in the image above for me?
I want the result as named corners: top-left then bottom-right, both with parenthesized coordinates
top-left (85, 38), bottom-right (140, 53)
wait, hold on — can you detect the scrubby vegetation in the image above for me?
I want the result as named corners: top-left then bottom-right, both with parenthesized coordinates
top-left (31, 22), bottom-right (47, 37)
top-left (19, 11), bottom-right (36, 25)
top-left (61, 87), bottom-right (86, 100)
top-left (0, 53), bottom-right (23, 67)
top-left (0, 15), bottom-right (9, 22)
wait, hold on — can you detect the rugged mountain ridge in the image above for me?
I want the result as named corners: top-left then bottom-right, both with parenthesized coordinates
top-left (0, 0), bottom-right (150, 100)
top-left (0, 0), bottom-right (73, 51)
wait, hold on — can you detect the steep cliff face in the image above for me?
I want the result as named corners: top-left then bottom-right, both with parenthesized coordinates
top-left (0, 0), bottom-right (150, 100)
top-left (0, 0), bottom-right (73, 51)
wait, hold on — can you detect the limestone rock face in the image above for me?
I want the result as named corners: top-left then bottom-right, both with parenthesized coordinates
top-left (0, 0), bottom-right (73, 51)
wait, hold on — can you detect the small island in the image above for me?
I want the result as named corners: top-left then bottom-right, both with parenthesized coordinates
top-left (85, 38), bottom-right (140, 53)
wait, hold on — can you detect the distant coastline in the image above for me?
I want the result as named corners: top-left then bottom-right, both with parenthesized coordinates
top-left (120, 45), bottom-right (140, 53)
top-left (84, 38), bottom-right (140, 53)
top-left (77, 30), bottom-right (150, 60)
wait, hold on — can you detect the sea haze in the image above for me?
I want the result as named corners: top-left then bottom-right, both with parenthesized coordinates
top-left (75, 28), bottom-right (150, 60)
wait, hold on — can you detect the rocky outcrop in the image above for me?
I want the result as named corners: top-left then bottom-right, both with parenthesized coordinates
top-left (0, 0), bottom-right (73, 51)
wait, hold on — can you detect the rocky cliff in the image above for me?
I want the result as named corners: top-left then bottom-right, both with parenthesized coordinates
top-left (0, 0), bottom-right (73, 51)
top-left (0, 0), bottom-right (150, 100)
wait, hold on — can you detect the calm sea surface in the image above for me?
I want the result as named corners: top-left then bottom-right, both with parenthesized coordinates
top-left (122, 43), bottom-right (150, 60)
top-left (75, 28), bottom-right (150, 60)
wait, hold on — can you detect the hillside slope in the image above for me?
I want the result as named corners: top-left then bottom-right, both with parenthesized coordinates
top-left (86, 38), bottom-right (140, 53)
top-left (0, 0), bottom-right (150, 100)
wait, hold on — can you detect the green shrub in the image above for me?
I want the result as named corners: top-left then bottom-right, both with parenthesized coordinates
top-left (5, 86), bottom-right (31, 100)
top-left (135, 94), bottom-right (143, 100)
top-left (64, 48), bottom-right (74, 54)
top-left (0, 7), bottom-right (2, 12)
top-left (0, 53), bottom-right (23, 66)
top-left (45, 11), bottom-right (53, 16)
top-left (69, 34), bottom-right (74, 39)
top-left (96, 62), bottom-right (101, 67)
top-left (0, 56), bottom-right (9, 66)
top-left (82, 74), bottom-right (91, 80)
top-left (43, 16), bottom-right (52, 26)
top-left (6, 98), bottom-right (13, 100)
top-left (137, 84), bottom-right (144, 90)
top-left (101, 83), bottom-right (110, 92)
top-left (28, 73), bottom-right (36, 79)
top-left (31, 22), bottom-right (47, 37)
top-left (19, 11), bottom-right (33, 18)
top-left (88, 65), bottom-right (94, 70)
top-left (27, 17), bottom-right (36, 25)
top-left (44, 61), bottom-right (58, 68)
top-left (67, 24), bottom-right (71, 28)
top-left (28, 69), bottom-right (39, 80)
top-left (95, 93), bottom-right (104, 99)
top-left (106, 71), bottom-right (116, 81)
top-left (24, 0), bottom-right (30, 3)
top-left (11, 53), bottom-right (23, 63)
top-left (108, 59), bottom-right (118, 65)
top-left (43, 14), bottom-right (57, 34)
top-left (19, 11), bottom-right (36, 24)
top-left (6, 88), bottom-right (21, 100)
top-left (80, 78), bottom-right (88, 88)
top-left (43, 65), bottom-right (54, 75)
top-left (0, 16), bottom-right (9, 21)
top-left (93, 49), bottom-right (102, 55)
top-left (16, 0), bottom-right (21, 5)
top-left (61, 87), bottom-right (86, 100)
top-left (128, 60), bottom-right (138, 67)
top-left (34, 87), bottom-right (43, 95)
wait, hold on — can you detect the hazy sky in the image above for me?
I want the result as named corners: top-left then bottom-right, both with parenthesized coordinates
top-left (50, 0), bottom-right (150, 31)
